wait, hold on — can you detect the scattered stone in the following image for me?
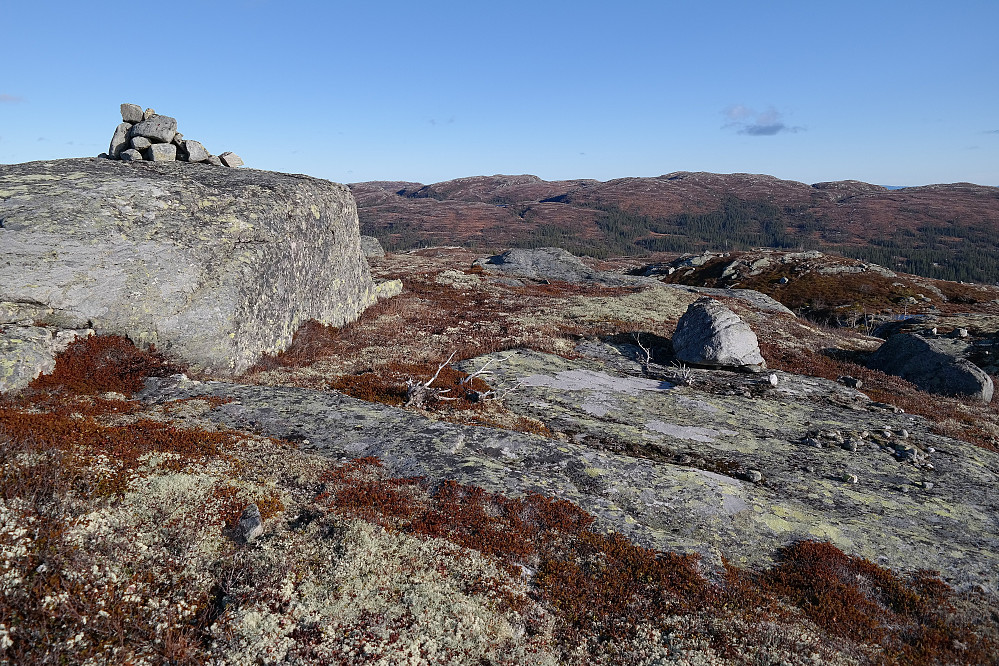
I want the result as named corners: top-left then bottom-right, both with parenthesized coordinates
top-left (146, 143), bottom-right (177, 162)
top-left (120, 103), bottom-right (143, 123)
top-left (778, 276), bottom-right (789, 284)
top-left (131, 114), bottom-right (178, 143)
top-left (239, 504), bottom-right (263, 542)
top-left (922, 481), bottom-right (935, 490)
top-left (671, 298), bottom-right (766, 372)
top-left (842, 473), bottom-right (859, 484)
top-left (766, 373), bottom-right (779, 386)
top-left (867, 333), bottom-right (994, 403)
top-left (956, 328), bottom-right (970, 338)
top-left (804, 438), bottom-right (824, 448)
top-left (108, 122), bottom-right (132, 159)
top-left (220, 151), bottom-right (244, 168)
top-left (130, 136), bottom-right (152, 151)
top-left (745, 470), bottom-right (764, 483)
top-left (838, 375), bottom-right (863, 389)
top-left (119, 148), bottom-right (143, 161)
top-left (842, 440), bottom-right (859, 452)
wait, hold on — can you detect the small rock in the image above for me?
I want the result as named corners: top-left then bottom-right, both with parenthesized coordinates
top-left (921, 481), bottom-right (935, 490)
top-left (143, 107), bottom-right (156, 120)
top-left (838, 375), bottom-right (863, 389)
top-left (842, 473), bottom-right (859, 484)
top-left (842, 440), bottom-right (859, 452)
top-left (804, 437), bottom-right (824, 448)
top-left (900, 428), bottom-right (909, 439)
top-left (956, 328), bottom-right (969, 338)
top-left (206, 155), bottom-right (223, 166)
top-left (239, 504), bottom-right (264, 542)
top-left (119, 148), bottom-right (143, 161)
top-left (146, 143), bottom-right (177, 162)
top-left (767, 373), bottom-right (778, 386)
top-left (745, 470), bottom-right (763, 483)
top-left (778, 277), bottom-right (789, 285)
top-left (130, 136), bottom-right (152, 151)
top-left (120, 103), bottom-right (143, 124)
top-left (220, 151), bottom-right (244, 168)
top-left (171, 132), bottom-right (185, 147)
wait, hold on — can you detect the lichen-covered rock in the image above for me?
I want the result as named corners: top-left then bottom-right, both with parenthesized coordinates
top-left (360, 235), bottom-right (386, 258)
top-left (0, 158), bottom-right (379, 374)
top-left (139, 346), bottom-right (999, 594)
top-left (0, 325), bottom-right (91, 393)
top-left (474, 247), bottom-right (656, 287)
top-left (672, 297), bottom-right (766, 371)
top-left (867, 333), bottom-right (994, 403)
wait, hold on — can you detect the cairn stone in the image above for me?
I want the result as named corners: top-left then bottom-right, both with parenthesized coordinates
top-left (672, 298), bottom-right (766, 372)
top-left (120, 148), bottom-right (143, 161)
top-left (171, 132), bottom-right (185, 147)
top-left (143, 107), bottom-right (156, 120)
top-left (146, 143), bottom-right (177, 162)
top-left (131, 115), bottom-right (178, 144)
top-left (108, 122), bottom-right (132, 158)
top-left (130, 136), bottom-right (152, 151)
top-left (206, 155), bottom-right (223, 166)
top-left (219, 152), bottom-right (244, 168)
top-left (120, 103), bottom-right (143, 124)
top-left (182, 140), bottom-right (209, 163)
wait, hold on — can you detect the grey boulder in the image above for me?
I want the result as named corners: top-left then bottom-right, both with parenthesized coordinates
top-left (359, 235), bottom-right (386, 258)
top-left (219, 152), bottom-right (244, 168)
top-left (146, 143), bottom-right (177, 162)
top-left (0, 158), bottom-right (379, 375)
top-left (475, 247), bottom-right (595, 282)
top-left (131, 115), bottom-right (177, 143)
top-left (120, 103), bottom-right (143, 124)
top-left (867, 333), bottom-right (993, 403)
top-left (181, 140), bottom-right (209, 163)
top-left (120, 148), bottom-right (143, 161)
top-left (108, 122), bottom-right (132, 158)
top-left (130, 136), bottom-right (152, 151)
top-left (672, 297), bottom-right (766, 371)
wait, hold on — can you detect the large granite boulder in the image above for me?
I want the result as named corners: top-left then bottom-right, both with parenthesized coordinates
top-left (0, 158), bottom-right (379, 376)
top-left (867, 333), bottom-right (993, 403)
top-left (672, 297), bottom-right (766, 371)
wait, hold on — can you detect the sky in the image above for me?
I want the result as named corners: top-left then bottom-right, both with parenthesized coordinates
top-left (1, 1), bottom-right (997, 186)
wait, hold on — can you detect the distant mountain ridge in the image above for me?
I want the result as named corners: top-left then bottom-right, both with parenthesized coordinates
top-left (350, 172), bottom-right (999, 283)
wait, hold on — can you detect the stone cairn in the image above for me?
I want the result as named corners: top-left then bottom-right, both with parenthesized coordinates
top-left (101, 103), bottom-right (243, 167)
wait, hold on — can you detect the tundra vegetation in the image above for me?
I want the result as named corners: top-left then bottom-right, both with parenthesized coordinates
top-left (2, 248), bottom-right (998, 664)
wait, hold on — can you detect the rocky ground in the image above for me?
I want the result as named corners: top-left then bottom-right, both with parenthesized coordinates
top-left (3, 247), bottom-right (999, 664)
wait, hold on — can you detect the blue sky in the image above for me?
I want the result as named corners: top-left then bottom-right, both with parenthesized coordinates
top-left (2, 0), bottom-right (996, 186)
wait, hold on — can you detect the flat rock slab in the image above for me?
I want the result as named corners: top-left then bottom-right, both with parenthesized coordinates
top-left (140, 347), bottom-right (999, 594)
top-left (0, 158), bottom-right (378, 375)
top-left (475, 247), bottom-right (657, 287)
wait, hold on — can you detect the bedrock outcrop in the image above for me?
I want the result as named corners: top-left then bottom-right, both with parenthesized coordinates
top-left (140, 344), bottom-right (999, 594)
top-left (0, 158), bottom-right (378, 376)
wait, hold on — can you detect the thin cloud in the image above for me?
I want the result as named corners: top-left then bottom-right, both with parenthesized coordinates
top-left (985, 129), bottom-right (999, 134)
top-left (0, 94), bottom-right (24, 103)
top-left (723, 105), bottom-right (803, 136)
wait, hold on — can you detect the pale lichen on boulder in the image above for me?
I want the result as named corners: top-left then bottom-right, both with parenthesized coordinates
top-left (0, 158), bottom-right (380, 376)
